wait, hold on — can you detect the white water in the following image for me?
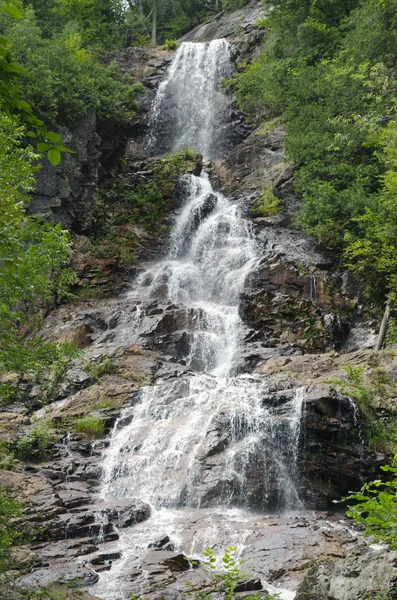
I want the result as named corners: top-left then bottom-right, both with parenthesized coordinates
top-left (92, 41), bottom-right (304, 599)
top-left (148, 40), bottom-right (234, 159)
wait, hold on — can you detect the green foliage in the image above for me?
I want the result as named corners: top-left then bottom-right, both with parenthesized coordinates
top-left (0, 111), bottom-right (75, 383)
top-left (0, 486), bottom-right (23, 573)
top-left (1, 8), bottom-right (142, 127)
top-left (84, 357), bottom-right (118, 381)
top-left (99, 149), bottom-right (200, 231)
top-left (221, 0), bottom-right (250, 11)
top-left (0, 2), bottom-right (73, 165)
top-left (230, 0), bottom-right (397, 311)
top-left (186, 546), bottom-right (279, 600)
top-left (162, 38), bottom-right (178, 50)
top-left (327, 363), bottom-right (397, 450)
top-left (251, 186), bottom-right (281, 217)
top-left (15, 424), bottom-right (52, 462)
top-left (385, 317), bottom-right (397, 346)
top-left (343, 455), bottom-right (397, 549)
top-left (92, 396), bottom-right (123, 410)
top-left (0, 442), bottom-right (14, 470)
top-left (74, 415), bottom-right (105, 439)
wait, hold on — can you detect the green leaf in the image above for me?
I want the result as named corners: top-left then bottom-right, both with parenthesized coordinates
top-left (54, 144), bottom-right (74, 153)
top-left (26, 131), bottom-right (36, 138)
top-left (17, 100), bottom-right (32, 113)
top-left (45, 131), bottom-right (61, 143)
top-left (37, 143), bottom-right (50, 152)
top-left (47, 147), bottom-right (61, 166)
top-left (2, 5), bottom-right (22, 18)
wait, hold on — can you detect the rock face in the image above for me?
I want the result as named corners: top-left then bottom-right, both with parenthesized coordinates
top-left (181, 1), bottom-right (264, 50)
top-left (4, 4), bottom-right (395, 599)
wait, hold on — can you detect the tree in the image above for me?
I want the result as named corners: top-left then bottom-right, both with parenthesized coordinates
top-left (230, 0), bottom-right (397, 341)
top-left (0, 110), bottom-right (74, 395)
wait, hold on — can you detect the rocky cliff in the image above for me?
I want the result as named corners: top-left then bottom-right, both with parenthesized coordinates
top-left (2, 3), bottom-right (397, 600)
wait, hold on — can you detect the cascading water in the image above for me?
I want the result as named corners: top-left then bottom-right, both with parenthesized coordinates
top-left (148, 40), bottom-right (234, 159)
top-left (91, 40), bottom-right (304, 600)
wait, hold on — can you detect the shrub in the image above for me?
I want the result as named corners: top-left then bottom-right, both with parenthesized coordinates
top-left (186, 546), bottom-right (280, 599)
top-left (327, 364), bottom-right (397, 451)
top-left (163, 39), bottom-right (178, 50)
top-left (251, 187), bottom-right (281, 217)
top-left (15, 425), bottom-right (52, 462)
top-left (342, 455), bottom-right (397, 550)
top-left (74, 415), bottom-right (105, 440)
top-left (0, 442), bottom-right (14, 471)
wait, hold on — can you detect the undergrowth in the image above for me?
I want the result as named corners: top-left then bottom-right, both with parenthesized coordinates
top-left (326, 363), bottom-right (397, 451)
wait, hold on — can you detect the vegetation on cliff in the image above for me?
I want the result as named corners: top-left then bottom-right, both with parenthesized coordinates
top-left (231, 0), bottom-right (397, 322)
top-left (122, 0), bottom-right (251, 45)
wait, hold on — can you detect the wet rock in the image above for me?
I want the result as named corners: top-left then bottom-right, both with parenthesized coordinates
top-left (148, 535), bottom-right (172, 549)
top-left (58, 368), bottom-right (92, 397)
top-left (18, 563), bottom-right (99, 589)
top-left (234, 578), bottom-right (262, 592)
top-left (142, 551), bottom-right (191, 573)
top-left (181, 3), bottom-right (263, 45)
top-left (295, 548), bottom-right (397, 600)
top-left (95, 498), bottom-right (151, 528)
top-left (91, 552), bottom-right (122, 565)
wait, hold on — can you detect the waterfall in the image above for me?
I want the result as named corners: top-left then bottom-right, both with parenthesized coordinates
top-left (148, 40), bottom-right (234, 159)
top-left (92, 40), bottom-right (304, 600)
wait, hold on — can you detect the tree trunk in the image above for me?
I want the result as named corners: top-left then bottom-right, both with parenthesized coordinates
top-left (375, 291), bottom-right (394, 350)
top-left (151, 0), bottom-right (157, 45)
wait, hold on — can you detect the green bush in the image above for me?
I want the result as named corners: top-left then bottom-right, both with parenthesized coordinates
top-left (251, 187), bottom-right (281, 217)
top-left (186, 546), bottom-right (279, 599)
top-left (15, 426), bottom-right (51, 462)
top-left (0, 9), bottom-right (142, 127)
top-left (74, 415), bottom-right (105, 440)
top-left (229, 0), bottom-right (397, 311)
top-left (163, 39), bottom-right (178, 50)
top-left (342, 455), bottom-right (397, 550)
top-left (327, 364), bottom-right (397, 451)
top-left (0, 442), bottom-right (14, 471)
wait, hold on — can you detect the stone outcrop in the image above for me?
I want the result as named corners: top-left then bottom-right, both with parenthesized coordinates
top-left (3, 3), bottom-right (395, 598)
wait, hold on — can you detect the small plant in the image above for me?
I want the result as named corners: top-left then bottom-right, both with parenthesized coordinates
top-left (74, 415), bottom-right (105, 440)
top-left (341, 454), bottom-right (397, 554)
top-left (163, 39), bottom-right (178, 50)
top-left (251, 186), bottom-right (281, 218)
top-left (0, 442), bottom-right (14, 470)
top-left (186, 546), bottom-right (280, 600)
top-left (385, 316), bottom-right (397, 346)
top-left (94, 397), bottom-right (123, 410)
top-left (85, 357), bottom-right (118, 381)
top-left (15, 425), bottom-right (52, 462)
top-left (327, 364), bottom-right (397, 451)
